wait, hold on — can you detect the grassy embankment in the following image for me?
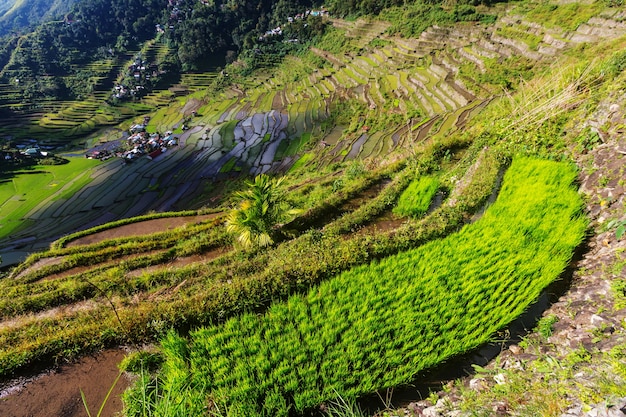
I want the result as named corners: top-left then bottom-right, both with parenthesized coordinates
top-left (118, 12), bottom-right (626, 416)
top-left (2, 2), bottom-right (625, 414)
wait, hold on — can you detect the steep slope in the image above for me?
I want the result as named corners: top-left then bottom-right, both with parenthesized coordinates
top-left (406, 74), bottom-right (626, 417)
top-left (1, 2), bottom-right (626, 416)
top-left (0, 0), bottom-right (78, 35)
top-left (4, 2), bottom-right (625, 264)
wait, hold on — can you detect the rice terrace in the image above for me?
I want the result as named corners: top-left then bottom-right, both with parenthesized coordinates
top-left (0, 0), bottom-right (626, 416)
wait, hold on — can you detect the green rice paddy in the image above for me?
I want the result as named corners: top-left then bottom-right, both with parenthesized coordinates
top-left (0, 158), bottom-right (100, 239)
top-left (129, 158), bottom-right (586, 417)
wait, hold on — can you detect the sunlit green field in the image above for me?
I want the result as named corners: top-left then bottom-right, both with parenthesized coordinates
top-left (0, 157), bottom-right (100, 239)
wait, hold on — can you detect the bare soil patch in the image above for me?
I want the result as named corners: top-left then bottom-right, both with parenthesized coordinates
top-left (13, 256), bottom-right (65, 280)
top-left (354, 215), bottom-right (407, 236)
top-left (39, 250), bottom-right (166, 282)
top-left (0, 349), bottom-right (130, 417)
top-left (127, 246), bottom-right (230, 278)
top-left (67, 213), bottom-right (221, 247)
top-left (182, 98), bottom-right (204, 116)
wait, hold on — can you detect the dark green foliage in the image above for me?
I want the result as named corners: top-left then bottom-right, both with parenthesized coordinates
top-left (0, 0), bottom-right (168, 101)
top-left (326, 0), bottom-right (405, 17)
top-left (270, 0), bottom-right (317, 26)
top-left (0, 0), bottom-right (326, 100)
top-left (0, 0), bottom-right (78, 36)
top-left (35, 155), bottom-right (69, 165)
top-left (169, 0), bottom-right (325, 71)
top-left (326, 0), bottom-right (500, 17)
top-left (381, 2), bottom-right (496, 37)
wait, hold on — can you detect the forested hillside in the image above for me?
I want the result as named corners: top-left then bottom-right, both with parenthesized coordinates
top-left (0, 0), bottom-right (79, 36)
top-left (0, 0), bottom-right (500, 104)
top-left (0, 0), bottom-right (321, 101)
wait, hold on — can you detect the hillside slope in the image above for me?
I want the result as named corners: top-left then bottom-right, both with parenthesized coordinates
top-left (0, 0), bottom-right (77, 35)
top-left (407, 95), bottom-right (626, 417)
top-left (3, 3), bottom-right (625, 266)
top-left (0, 2), bottom-right (625, 416)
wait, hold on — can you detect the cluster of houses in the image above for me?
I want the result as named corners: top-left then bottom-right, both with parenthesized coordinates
top-left (1, 145), bottom-right (52, 164)
top-left (85, 149), bottom-right (115, 160)
top-left (85, 131), bottom-right (178, 163)
top-left (84, 117), bottom-right (179, 164)
top-left (259, 8), bottom-right (329, 41)
top-left (122, 127), bottom-right (178, 163)
top-left (167, 0), bottom-right (185, 27)
top-left (1, 150), bottom-right (27, 163)
top-left (2, 139), bottom-right (58, 159)
top-left (289, 8), bottom-right (329, 21)
top-left (18, 147), bottom-right (51, 157)
top-left (112, 57), bottom-right (163, 100)
top-left (112, 84), bottom-right (145, 100)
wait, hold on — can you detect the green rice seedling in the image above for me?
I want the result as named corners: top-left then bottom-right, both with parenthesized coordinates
top-left (129, 157), bottom-right (587, 416)
top-left (324, 167), bottom-right (412, 235)
top-left (393, 176), bottom-right (439, 218)
top-left (0, 143), bottom-right (515, 380)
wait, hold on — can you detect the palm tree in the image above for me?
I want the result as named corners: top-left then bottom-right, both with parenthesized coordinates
top-left (225, 174), bottom-right (295, 248)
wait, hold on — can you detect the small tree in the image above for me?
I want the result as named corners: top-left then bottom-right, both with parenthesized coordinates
top-left (226, 174), bottom-right (296, 248)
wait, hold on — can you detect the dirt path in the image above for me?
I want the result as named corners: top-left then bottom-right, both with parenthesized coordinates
top-left (0, 349), bottom-right (130, 417)
top-left (126, 246), bottom-right (229, 278)
top-left (67, 213), bottom-right (221, 247)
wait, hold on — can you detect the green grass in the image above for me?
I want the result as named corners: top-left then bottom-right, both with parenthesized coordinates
top-left (281, 133), bottom-right (312, 159)
top-left (0, 224), bottom-right (230, 317)
top-left (0, 135), bottom-right (491, 379)
top-left (495, 26), bottom-right (543, 51)
top-left (517, 1), bottom-right (604, 32)
top-left (127, 157), bottom-right (587, 417)
top-left (220, 120), bottom-right (239, 150)
top-left (287, 152), bottom-right (314, 172)
top-left (2, 7), bottom-right (623, 412)
top-left (0, 158), bottom-right (100, 239)
top-left (393, 176), bottom-right (439, 218)
top-left (220, 157), bottom-right (238, 173)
